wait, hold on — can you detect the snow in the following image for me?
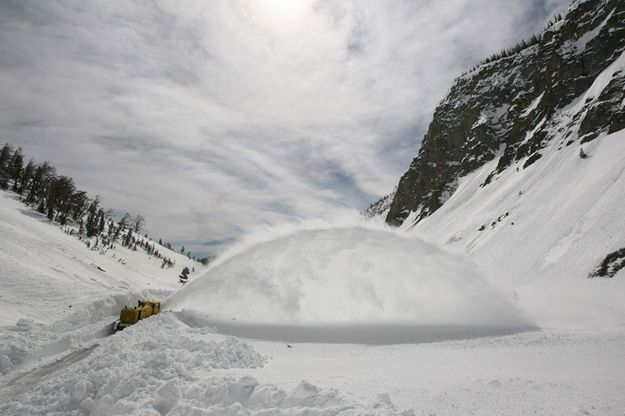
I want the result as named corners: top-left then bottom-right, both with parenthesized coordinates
top-left (0, 191), bottom-right (201, 326)
top-left (521, 116), bottom-right (547, 144)
top-left (558, 8), bottom-right (614, 57)
top-left (564, 50), bottom-right (625, 118)
top-left (2, 53), bottom-right (625, 414)
top-left (471, 113), bottom-right (487, 129)
top-left (1, 312), bottom-right (419, 415)
top-left (213, 330), bottom-right (625, 414)
top-left (520, 92), bottom-right (544, 117)
top-left (0, 182), bottom-right (622, 415)
top-left (2, 161), bottom-right (625, 416)
top-left (415, 126), bottom-right (625, 329)
top-left (167, 225), bottom-right (530, 329)
top-left (0, 190), bottom-right (202, 377)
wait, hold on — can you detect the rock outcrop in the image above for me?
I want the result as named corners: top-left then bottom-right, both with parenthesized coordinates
top-left (384, 0), bottom-right (625, 226)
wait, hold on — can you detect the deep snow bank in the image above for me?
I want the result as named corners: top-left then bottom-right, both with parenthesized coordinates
top-left (0, 312), bottom-right (414, 416)
top-left (0, 291), bottom-right (152, 376)
top-left (167, 226), bottom-right (530, 328)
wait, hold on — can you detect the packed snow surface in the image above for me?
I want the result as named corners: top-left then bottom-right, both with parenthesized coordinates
top-left (167, 226), bottom-right (530, 330)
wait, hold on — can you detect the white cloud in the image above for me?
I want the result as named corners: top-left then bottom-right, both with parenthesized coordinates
top-left (0, 0), bottom-right (570, 253)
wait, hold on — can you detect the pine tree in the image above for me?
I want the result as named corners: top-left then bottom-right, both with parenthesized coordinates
top-left (70, 191), bottom-right (88, 222)
top-left (26, 162), bottom-right (55, 206)
top-left (124, 229), bottom-right (133, 247)
top-left (8, 147), bottom-right (23, 191)
top-left (179, 266), bottom-right (190, 284)
top-left (133, 215), bottom-right (145, 233)
top-left (117, 213), bottom-right (131, 233)
top-left (0, 143), bottom-right (13, 190)
top-left (46, 176), bottom-right (75, 223)
top-left (97, 209), bottom-right (106, 234)
top-left (18, 159), bottom-right (35, 195)
top-left (85, 197), bottom-right (101, 237)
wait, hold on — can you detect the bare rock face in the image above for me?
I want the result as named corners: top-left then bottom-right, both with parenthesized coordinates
top-left (384, 0), bottom-right (625, 227)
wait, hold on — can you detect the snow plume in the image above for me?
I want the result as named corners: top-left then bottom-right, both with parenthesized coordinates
top-left (167, 222), bottom-right (532, 332)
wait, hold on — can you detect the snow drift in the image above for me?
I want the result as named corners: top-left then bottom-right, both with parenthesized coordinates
top-left (167, 226), bottom-right (531, 330)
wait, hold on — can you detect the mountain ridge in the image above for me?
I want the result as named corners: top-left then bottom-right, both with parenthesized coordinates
top-left (376, 0), bottom-right (625, 226)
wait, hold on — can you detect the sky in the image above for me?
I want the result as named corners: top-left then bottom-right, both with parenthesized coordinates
top-left (0, 0), bottom-right (570, 256)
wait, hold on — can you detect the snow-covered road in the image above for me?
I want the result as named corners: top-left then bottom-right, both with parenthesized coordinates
top-left (2, 310), bottom-right (624, 415)
top-left (214, 327), bottom-right (625, 414)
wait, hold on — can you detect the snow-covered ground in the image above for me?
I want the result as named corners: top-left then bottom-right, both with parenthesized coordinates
top-left (0, 190), bottom-right (201, 373)
top-left (2, 179), bottom-right (625, 414)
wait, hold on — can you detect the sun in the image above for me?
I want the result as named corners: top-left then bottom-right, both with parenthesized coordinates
top-left (258, 0), bottom-right (310, 20)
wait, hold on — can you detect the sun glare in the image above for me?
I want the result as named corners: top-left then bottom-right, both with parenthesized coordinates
top-left (259, 0), bottom-right (309, 20)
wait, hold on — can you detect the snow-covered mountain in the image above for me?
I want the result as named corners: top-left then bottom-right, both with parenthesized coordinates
top-left (382, 0), bottom-right (624, 227)
top-left (369, 0), bottom-right (625, 301)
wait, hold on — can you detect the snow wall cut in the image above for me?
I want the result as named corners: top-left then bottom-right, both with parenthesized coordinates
top-left (167, 225), bottom-right (531, 328)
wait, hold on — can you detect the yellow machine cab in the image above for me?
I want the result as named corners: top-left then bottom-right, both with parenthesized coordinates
top-left (115, 300), bottom-right (160, 331)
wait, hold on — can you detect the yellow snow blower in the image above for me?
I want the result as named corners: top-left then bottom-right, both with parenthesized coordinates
top-left (114, 300), bottom-right (161, 331)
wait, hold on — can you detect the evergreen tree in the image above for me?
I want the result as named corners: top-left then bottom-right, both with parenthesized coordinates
top-left (124, 229), bottom-right (133, 247)
top-left (179, 266), bottom-right (190, 284)
top-left (26, 162), bottom-right (55, 206)
top-left (85, 196), bottom-right (101, 237)
top-left (133, 215), bottom-right (145, 233)
top-left (70, 191), bottom-right (88, 222)
top-left (117, 213), bottom-right (131, 232)
top-left (8, 147), bottom-right (23, 191)
top-left (46, 176), bottom-right (75, 223)
top-left (0, 143), bottom-right (10, 159)
top-left (107, 219), bottom-right (115, 236)
top-left (0, 143), bottom-right (12, 189)
top-left (18, 159), bottom-right (35, 195)
top-left (97, 209), bottom-right (106, 234)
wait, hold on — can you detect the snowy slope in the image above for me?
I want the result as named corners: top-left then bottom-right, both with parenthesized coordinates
top-left (0, 190), bottom-right (205, 376)
top-left (0, 188), bottom-right (203, 375)
top-left (414, 122), bottom-right (625, 329)
top-left (0, 190), bottom-right (200, 326)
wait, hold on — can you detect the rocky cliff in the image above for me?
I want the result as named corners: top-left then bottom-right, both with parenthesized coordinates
top-left (383, 0), bottom-right (625, 226)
